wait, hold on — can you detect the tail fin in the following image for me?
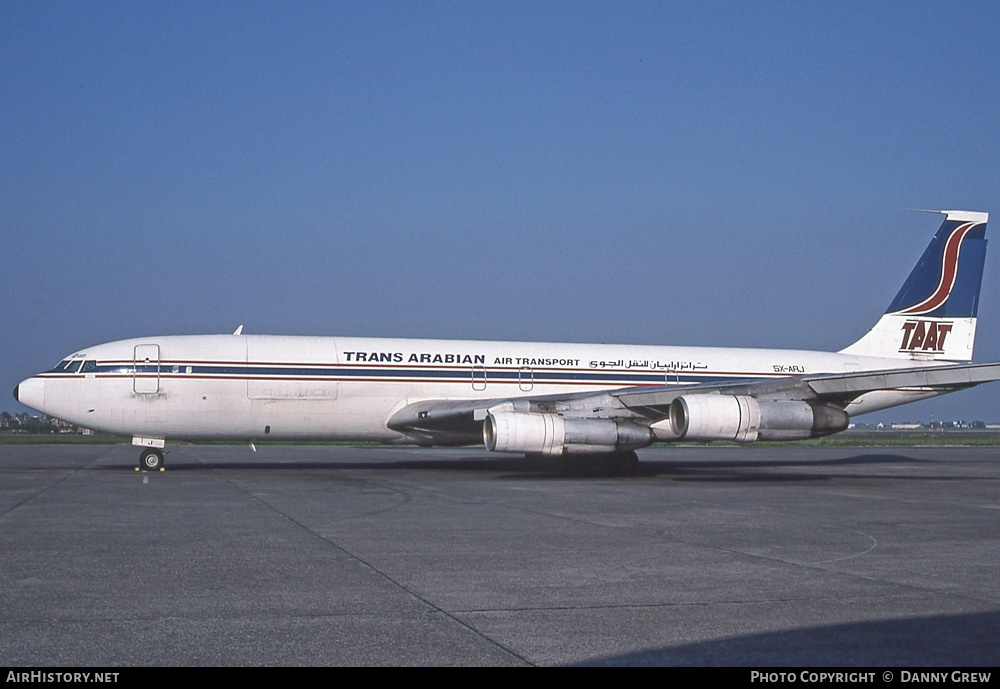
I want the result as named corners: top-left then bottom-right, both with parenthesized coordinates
top-left (840, 210), bottom-right (988, 362)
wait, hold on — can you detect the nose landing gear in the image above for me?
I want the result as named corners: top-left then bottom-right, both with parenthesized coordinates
top-left (139, 448), bottom-right (164, 471)
top-left (134, 438), bottom-right (166, 471)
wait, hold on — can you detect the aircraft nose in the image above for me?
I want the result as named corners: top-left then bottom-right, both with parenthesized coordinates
top-left (14, 377), bottom-right (44, 412)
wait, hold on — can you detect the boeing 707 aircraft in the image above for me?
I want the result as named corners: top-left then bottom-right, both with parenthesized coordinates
top-left (14, 210), bottom-right (1000, 470)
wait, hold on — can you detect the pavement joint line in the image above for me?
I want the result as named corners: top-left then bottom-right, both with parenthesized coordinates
top-left (414, 480), bottom-right (1000, 610)
top-left (0, 444), bottom-right (120, 519)
top-left (179, 446), bottom-right (537, 667)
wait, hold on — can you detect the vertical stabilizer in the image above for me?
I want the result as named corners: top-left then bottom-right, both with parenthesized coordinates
top-left (840, 210), bottom-right (988, 361)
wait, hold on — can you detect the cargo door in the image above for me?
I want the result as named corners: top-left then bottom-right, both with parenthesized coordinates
top-left (247, 338), bottom-right (338, 400)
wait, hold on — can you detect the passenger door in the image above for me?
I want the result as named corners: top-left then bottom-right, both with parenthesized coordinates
top-left (133, 344), bottom-right (160, 394)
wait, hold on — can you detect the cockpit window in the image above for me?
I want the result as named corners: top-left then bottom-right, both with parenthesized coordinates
top-left (81, 360), bottom-right (97, 373)
top-left (47, 360), bottom-right (83, 374)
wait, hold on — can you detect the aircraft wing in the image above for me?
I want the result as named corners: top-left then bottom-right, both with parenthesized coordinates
top-left (387, 361), bottom-right (1000, 446)
top-left (612, 361), bottom-right (1000, 415)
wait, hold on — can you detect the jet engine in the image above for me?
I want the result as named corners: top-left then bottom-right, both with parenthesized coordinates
top-left (483, 411), bottom-right (653, 455)
top-left (668, 395), bottom-right (849, 442)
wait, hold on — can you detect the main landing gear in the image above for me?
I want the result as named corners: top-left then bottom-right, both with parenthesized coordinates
top-left (138, 448), bottom-right (164, 471)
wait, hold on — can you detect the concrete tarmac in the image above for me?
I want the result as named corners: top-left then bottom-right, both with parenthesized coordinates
top-left (1, 443), bottom-right (998, 666)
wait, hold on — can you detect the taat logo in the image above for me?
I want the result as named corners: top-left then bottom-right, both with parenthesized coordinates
top-left (899, 320), bottom-right (952, 352)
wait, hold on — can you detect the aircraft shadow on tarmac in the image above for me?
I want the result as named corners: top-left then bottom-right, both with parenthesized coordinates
top-left (574, 610), bottom-right (1000, 666)
top-left (110, 450), bottom-right (974, 483)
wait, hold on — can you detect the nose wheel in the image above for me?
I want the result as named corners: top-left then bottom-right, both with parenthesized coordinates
top-left (139, 448), bottom-right (164, 471)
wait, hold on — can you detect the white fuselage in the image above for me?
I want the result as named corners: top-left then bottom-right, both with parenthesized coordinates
top-left (17, 334), bottom-right (941, 444)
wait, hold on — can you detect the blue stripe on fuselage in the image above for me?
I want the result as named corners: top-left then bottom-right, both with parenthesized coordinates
top-left (42, 362), bottom-right (763, 387)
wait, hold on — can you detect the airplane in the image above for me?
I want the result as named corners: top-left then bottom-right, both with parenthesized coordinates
top-left (13, 209), bottom-right (1000, 472)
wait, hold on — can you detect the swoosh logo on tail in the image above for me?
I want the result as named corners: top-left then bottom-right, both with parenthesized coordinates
top-left (896, 222), bottom-right (982, 315)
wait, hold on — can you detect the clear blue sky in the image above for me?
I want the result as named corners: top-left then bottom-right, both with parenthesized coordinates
top-left (3, 1), bottom-right (999, 424)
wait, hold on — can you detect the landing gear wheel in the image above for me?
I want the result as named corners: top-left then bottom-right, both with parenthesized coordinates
top-left (139, 448), bottom-right (164, 471)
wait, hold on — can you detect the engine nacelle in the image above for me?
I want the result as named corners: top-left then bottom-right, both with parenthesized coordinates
top-left (669, 395), bottom-right (849, 442)
top-left (483, 411), bottom-right (653, 455)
